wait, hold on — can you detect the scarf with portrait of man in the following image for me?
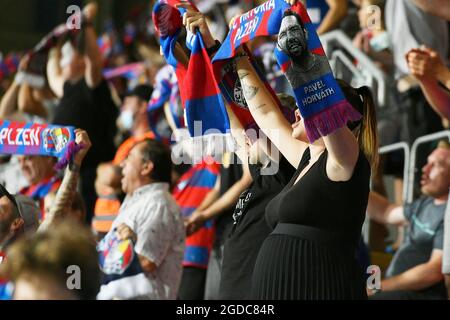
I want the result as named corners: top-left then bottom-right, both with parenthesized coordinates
top-left (213, 0), bottom-right (362, 142)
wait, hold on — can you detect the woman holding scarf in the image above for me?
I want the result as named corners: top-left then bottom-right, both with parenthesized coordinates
top-left (227, 1), bottom-right (379, 299)
top-left (157, 0), bottom-right (379, 299)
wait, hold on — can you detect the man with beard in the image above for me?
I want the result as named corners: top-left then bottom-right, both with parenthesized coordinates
top-left (277, 10), bottom-right (330, 89)
top-left (366, 141), bottom-right (450, 299)
top-left (0, 185), bottom-right (40, 264)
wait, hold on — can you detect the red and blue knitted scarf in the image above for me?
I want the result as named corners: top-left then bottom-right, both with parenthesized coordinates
top-left (213, 0), bottom-right (362, 142)
top-left (153, 0), bottom-right (235, 155)
top-left (216, 45), bottom-right (296, 136)
top-left (147, 64), bottom-right (184, 143)
top-left (0, 121), bottom-right (81, 169)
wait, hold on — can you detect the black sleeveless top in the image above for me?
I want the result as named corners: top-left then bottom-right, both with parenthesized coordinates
top-left (265, 148), bottom-right (371, 244)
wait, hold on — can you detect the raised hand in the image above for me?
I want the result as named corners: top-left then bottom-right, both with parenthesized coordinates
top-left (175, 1), bottom-right (216, 48)
top-left (406, 48), bottom-right (443, 81)
top-left (83, 2), bottom-right (98, 23)
top-left (18, 54), bottom-right (31, 72)
top-left (73, 129), bottom-right (92, 166)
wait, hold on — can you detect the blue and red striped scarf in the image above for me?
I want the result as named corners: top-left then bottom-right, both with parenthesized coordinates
top-left (0, 121), bottom-right (80, 169)
top-left (153, 0), bottom-right (234, 155)
top-left (20, 175), bottom-right (62, 202)
top-left (0, 54), bottom-right (20, 81)
top-left (20, 175), bottom-right (62, 220)
top-left (147, 64), bottom-right (184, 143)
top-left (172, 159), bottom-right (220, 269)
top-left (213, 0), bottom-right (362, 142)
top-left (216, 46), bottom-right (296, 135)
top-left (102, 62), bottom-right (145, 81)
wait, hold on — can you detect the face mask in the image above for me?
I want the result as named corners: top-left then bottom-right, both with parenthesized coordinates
top-left (119, 110), bottom-right (134, 130)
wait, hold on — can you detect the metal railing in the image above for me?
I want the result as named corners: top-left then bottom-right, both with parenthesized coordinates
top-left (320, 30), bottom-right (390, 108)
top-left (363, 142), bottom-right (410, 244)
top-left (407, 130), bottom-right (450, 203)
top-left (364, 131), bottom-right (450, 245)
top-left (330, 49), bottom-right (366, 85)
top-left (379, 142), bottom-right (411, 203)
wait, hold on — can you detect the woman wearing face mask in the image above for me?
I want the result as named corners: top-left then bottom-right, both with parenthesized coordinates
top-left (117, 85), bottom-right (154, 136)
top-left (233, 47), bottom-right (379, 299)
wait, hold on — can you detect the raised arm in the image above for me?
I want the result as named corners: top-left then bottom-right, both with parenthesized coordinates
top-left (18, 83), bottom-right (48, 119)
top-left (81, 3), bottom-right (103, 88)
top-left (0, 55), bottom-right (29, 119)
top-left (47, 46), bottom-right (65, 98)
top-left (417, 79), bottom-right (450, 120)
top-left (282, 0), bottom-right (343, 35)
top-left (0, 81), bottom-right (20, 119)
top-left (407, 47), bottom-right (450, 90)
top-left (321, 125), bottom-right (360, 181)
top-left (175, 2), bottom-right (217, 50)
top-left (317, 0), bottom-right (348, 35)
top-left (407, 48), bottom-right (450, 120)
top-left (235, 54), bottom-right (307, 168)
top-left (411, 0), bottom-right (450, 21)
top-left (38, 129), bottom-right (91, 232)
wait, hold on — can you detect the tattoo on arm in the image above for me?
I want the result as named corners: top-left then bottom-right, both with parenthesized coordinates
top-left (238, 72), bottom-right (249, 80)
top-left (39, 168), bottom-right (78, 231)
top-left (253, 103), bottom-right (267, 111)
top-left (242, 82), bottom-right (259, 100)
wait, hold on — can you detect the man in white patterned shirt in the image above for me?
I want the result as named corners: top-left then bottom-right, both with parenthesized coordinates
top-left (112, 139), bottom-right (185, 299)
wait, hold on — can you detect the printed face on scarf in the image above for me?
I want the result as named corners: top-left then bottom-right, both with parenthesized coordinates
top-left (277, 14), bottom-right (308, 59)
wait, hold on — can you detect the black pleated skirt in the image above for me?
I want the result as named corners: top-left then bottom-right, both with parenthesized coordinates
top-left (251, 224), bottom-right (367, 300)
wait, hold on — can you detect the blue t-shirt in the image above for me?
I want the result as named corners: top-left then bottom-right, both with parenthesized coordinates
top-left (386, 197), bottom-right (447, 298)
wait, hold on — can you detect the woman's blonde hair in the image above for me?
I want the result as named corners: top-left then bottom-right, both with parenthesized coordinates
top-left (338, 80), bottom-right (379, 172)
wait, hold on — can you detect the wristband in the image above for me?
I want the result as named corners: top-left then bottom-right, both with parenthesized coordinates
top-left (206, 40), bottom-right (221, 57)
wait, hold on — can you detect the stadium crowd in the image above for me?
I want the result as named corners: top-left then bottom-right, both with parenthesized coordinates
top-left (0, 0), bottom-right (449, 300)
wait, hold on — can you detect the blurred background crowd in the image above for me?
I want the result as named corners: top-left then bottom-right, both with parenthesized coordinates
top-left (0, 0), bottom-right (449, 300)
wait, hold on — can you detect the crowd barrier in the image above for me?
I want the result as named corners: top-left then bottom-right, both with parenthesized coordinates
top-left (320, 29), bottom-right (390, 108)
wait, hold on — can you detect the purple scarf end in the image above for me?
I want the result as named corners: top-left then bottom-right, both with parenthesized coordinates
top-left (54, 141), bottom-right (85, 170)
top-left (304, 101), bottom-right (363, 143)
